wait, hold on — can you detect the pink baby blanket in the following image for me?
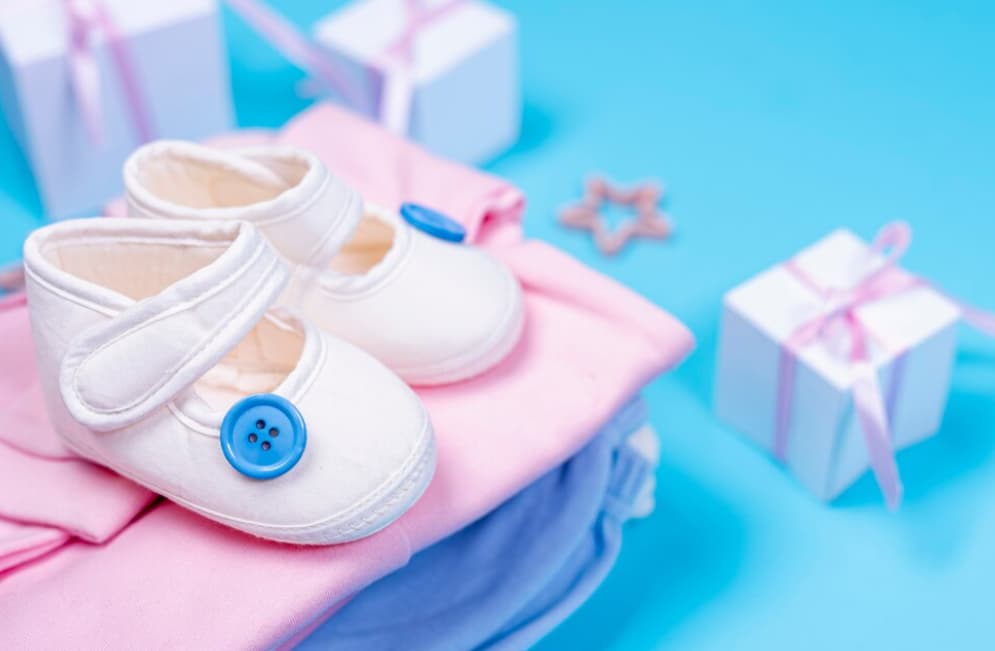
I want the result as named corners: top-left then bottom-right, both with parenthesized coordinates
top-left (0, 104), bottom-right (693, 648)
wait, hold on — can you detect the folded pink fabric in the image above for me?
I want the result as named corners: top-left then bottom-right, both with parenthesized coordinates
top-left (0, 103), bottom-right (693, 648)
top-left (0, 293), bottom-right (155, 555)
top-left (0, 520), bottom-right (66, 575)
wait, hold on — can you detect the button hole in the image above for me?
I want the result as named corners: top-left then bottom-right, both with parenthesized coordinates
top-left (261, 441), bottom-right (271, 451)
top-left (248, 433), bottom-right (258, 443)
top-left (269, 428), bottom-right (279, 437)
top-left (256, 420), bottom-right (265, 429)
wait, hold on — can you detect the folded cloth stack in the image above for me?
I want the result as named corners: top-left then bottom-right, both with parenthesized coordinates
top-left (297, 397), bottom-right (657, 650)
top-left (0, 103), bottom-right (693, 648)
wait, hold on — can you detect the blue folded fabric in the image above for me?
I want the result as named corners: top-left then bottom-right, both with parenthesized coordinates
top-left (299, 397), bottom-right (653, 651)
top-left (480, 437), bottom-right (651, 650)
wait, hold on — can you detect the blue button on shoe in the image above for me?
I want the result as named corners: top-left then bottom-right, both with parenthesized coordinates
top-left (400, 202), bottom-right (466, 243)
top-left (220, 394), bottom-right (307, 480)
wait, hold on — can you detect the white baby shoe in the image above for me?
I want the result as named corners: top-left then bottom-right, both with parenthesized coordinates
top-left (23, 218), bottom-right (435, 545)
top-left (123, 141), bottom-right (524, 386)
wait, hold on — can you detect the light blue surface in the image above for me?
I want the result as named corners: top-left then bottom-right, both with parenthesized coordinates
top-left (1, 2), bottom-right (993, 649)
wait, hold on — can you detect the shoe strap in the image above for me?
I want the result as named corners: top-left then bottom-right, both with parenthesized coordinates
top-left (235, 146), bottom-right (364, 269)
top-left (127, 142), bottom-right (364, 270)
top-left (60, 221), bottom-right (288, 432)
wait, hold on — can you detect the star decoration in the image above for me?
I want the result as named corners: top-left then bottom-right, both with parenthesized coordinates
top-left (559, 176), bottom-right (673, 255)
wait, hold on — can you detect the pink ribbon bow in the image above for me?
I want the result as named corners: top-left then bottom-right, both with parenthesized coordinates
top-left (224, 0), bottom-right (465, 135)
top-left (377, 0), bottom-right (466, 134)
top-left (773, 222), bottom-right (995, 508)
top-left (65, 0), bottom-right (154, 145)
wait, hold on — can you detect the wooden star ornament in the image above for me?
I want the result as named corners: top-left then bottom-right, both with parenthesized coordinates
top-left (559, 176), bottom-right (673, 255)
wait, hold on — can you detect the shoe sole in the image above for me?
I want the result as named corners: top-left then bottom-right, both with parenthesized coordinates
top-left (60, 413), bottom-right (437, 546)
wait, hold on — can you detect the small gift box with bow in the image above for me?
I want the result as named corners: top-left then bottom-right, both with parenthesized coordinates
top-left (312, 0), bottom-right (519, 165)
top-left (0, 0), bottom-right (233, 219)
top-left (715, 223), bottom-right (994, 507)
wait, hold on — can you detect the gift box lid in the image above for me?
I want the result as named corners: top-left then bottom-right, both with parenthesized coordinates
top-left (724, 229), bottom-right (961, 389)
top-left (313, 0), bottom-right (514, 83)
top-left (0, 0), bottom-right (216, 65)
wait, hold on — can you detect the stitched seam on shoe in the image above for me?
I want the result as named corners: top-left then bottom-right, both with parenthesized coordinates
top-left (250, 174), bottom-right (330, 227)
top-left (174, 412), bottom-right (434, 531)
top-left (58, 421), bottom-right (435, 542)
top-left (166, 321), bottom-right (327, 436)
top-left (291, 435), bottom-right (435, 541)
top-left (301, 438), bottom-right (435, 541)
top-left (316, 235), bottom-right (414, 300)
top-left (127, 150), bottom-right (329, 228)
top-left (44, 236), bottom-right (231, 250)
top-left (70, 241), bottom-right (281, 416)
top-left (300, 186), bottom-right (361, 267)
top-left (296, 416), bottom-right (433, 530)
top-left (69, 241), bottom-right (275, 414)
top-left (24, 237), bottom-right (230, 316)
top-left (248, 413), bottom-right (434, 532)
top-left (23, 267), bottom-right (120, 317)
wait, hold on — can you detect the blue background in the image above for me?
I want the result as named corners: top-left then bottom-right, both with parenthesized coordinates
top-left (2, 1), bottom-right (994, 648)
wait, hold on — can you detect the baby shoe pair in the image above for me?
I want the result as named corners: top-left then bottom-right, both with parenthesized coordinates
top-left (24, 142), bottom-right (524, 545)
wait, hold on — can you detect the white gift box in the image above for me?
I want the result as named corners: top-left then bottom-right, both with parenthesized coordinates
top-left (0, 0), bottom-right (233, 219)
top-left (313, 0), bottom-right (520, 165)
top-left (714, 228), bottom-right (962, 502)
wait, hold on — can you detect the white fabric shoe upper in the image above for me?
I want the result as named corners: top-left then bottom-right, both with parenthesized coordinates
top-left (124, 141), bottom-right (524, 385)
top-left (23, 218), bottom-right (435, 545)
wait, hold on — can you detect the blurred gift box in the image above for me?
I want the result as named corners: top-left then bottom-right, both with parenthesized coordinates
top-left (0, 0), bottom-right (233, 219)
top-left (313, 0), bottom-right (520, 165)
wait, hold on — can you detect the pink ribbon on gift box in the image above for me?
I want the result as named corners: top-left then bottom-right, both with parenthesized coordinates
top-left (224, 0), bottom-right (465, 135)
top-left (376, 0), bottom-right (466, 134)
top-left (772, 222), bottom-right (995, 508)
top-left (65, 0), bottom-right (154, 145)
